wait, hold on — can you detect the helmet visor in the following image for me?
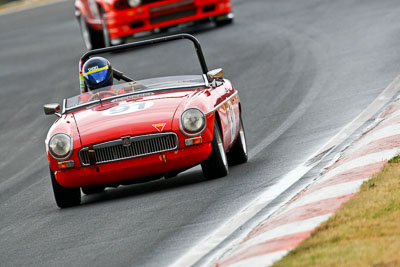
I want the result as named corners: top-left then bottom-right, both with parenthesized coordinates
top-left (85, 68), bottom-right (110, 84)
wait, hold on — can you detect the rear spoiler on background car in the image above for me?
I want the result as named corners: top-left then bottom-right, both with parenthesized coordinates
top-left (78, 34), bottom-right (209, 93)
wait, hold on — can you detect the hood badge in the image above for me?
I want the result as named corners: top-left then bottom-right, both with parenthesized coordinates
top-left (121, 136), bottom-right (131, 147)
top-left (152, 123), bottom-right (166, 132)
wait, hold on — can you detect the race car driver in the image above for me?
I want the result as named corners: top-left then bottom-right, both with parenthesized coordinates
top-left (80, 57), bottom-right (117, 102)
top-left (79, 56), bottom-right (140, 103)
top-left (83, 57), bottom-right (114, 90)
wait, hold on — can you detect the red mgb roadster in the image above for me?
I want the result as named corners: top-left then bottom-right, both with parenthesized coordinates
top-left (44, 34), bottom-right (247, 208)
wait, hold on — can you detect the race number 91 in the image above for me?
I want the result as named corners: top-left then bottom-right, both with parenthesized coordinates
top-left (103, 101), bottom-right (154, 116)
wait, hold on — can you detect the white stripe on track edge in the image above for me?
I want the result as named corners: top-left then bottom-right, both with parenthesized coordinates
top-left (222, 214), bottom-right (332, 261)
top-left (288, 179), bottom-right (367, 210)
top-left (322, 147), bottom-right (400, 181)
top-left (171, 77), bottom-right (400, 267)
top-left (228, 250), bottom-right (289, 267)
top-left (345, 123), bottom-right (400, 154)
top-left (220, 177), bottom-right (374, 259)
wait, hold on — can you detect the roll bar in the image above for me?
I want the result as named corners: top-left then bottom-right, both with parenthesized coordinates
top-left (81, 33), bottom-right (208, 72)
top-left (79, 34), bottom-right (209, 93)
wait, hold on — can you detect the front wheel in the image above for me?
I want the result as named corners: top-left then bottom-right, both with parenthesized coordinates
top-left (201, 122), bottom-right (229, 179)
top-left (50, 168), bottom-right (81, 208)
top-left (100, 9), bottom-right (111, 47)
top-left (79, 15), bottom-right (104, 50)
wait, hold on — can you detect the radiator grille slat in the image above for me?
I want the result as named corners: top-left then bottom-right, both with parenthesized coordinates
top-left (79, 133), bottom-right (178, 166)
top-left (149, 9), bottom-right (196, 24)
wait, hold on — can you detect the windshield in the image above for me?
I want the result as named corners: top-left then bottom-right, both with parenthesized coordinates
top-left (65, 75), bottom-right (206, 111)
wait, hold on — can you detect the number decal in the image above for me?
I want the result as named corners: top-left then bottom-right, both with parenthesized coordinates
top-left (103, 101), bottom-right (154, 116)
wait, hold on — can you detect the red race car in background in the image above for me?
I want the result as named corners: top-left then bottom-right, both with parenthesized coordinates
top-left (75, 0), bottom-right (234, 50)
top-left (43, 34), bottom-right (247, 208)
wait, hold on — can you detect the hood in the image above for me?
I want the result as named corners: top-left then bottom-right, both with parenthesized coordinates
top-left (73, 91), bottom-right (191, 146)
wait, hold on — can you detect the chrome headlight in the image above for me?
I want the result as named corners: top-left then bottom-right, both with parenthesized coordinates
top-left (181, 108), bottom-right (206, 136)
top-left (128, 0), bottom-right (141, 7)
top-left (49, 133), bottom-right (73, 160)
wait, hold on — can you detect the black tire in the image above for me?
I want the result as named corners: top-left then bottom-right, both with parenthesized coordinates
top-left (50, 168), bottom-right (81, 208)
top-left (81, 185), bottom-right (105, 195)
top-left (79, 15), bottom-right (104, 50)
top-left (100, 9), bottom-right (111, 48)
top-left (201, 121), bottom-right (229, 179)
top-left (228, 116), bottom-right (248, 165)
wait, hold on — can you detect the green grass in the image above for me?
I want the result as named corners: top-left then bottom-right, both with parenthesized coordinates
top-left (273, 157), bottom-right (400, 267)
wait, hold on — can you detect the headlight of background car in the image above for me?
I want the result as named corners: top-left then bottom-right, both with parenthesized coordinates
top-left (49, 133), bottom-right (73, 160)
top-left (181, 108), bottom-right (206, 135)
top-left (128, 0), bottom-right (141, 7)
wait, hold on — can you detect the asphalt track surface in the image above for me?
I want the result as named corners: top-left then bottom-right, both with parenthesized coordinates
top-left (1, 0), bottom-right (400, 266)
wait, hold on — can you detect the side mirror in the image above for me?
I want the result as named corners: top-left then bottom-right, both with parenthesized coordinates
top-left (44, 103), bottom-right (61, 116)
top-left (207, 68), bottom-right (224, 83)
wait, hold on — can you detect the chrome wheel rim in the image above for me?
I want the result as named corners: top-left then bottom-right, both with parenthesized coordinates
top-left (217, 131), bottom-right (228, 169)
top-left (240, 123), bottom-right (247, 156)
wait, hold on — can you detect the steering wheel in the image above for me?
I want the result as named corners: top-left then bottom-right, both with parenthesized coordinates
top-left (88, 91), bottom-right (117, 101)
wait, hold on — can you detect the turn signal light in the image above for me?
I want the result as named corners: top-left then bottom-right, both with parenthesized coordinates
top-left (58, 160), bottom-right (75, 169)
top-left (185, 137), bottom-right (202, 147)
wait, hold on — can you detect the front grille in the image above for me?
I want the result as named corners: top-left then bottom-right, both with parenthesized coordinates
top-left (150, 9), bottom-right (196, 24)
top-left (79, 133), bottom-right (178, 166)
top-left (147, 0), bottom-right (196, 24)
top-left (203, 5), bottom-right (215, 13)
top-left (136, 0), bottom-right (194, 7)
